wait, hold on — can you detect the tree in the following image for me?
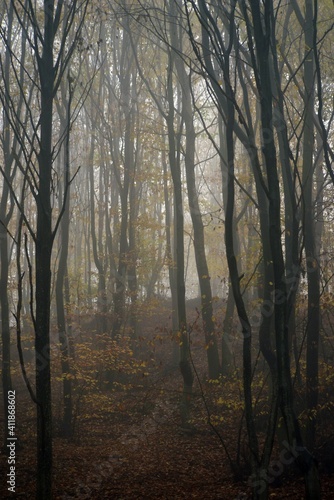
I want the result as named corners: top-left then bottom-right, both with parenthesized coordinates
top-left (184, 0), bottom-right (322, 497)
top-left (1, 1), bottom-right (89, 497)
top-left (170, 0), bottom-right (221, 379)
top-left (55, 77), bottom-right (74, 438)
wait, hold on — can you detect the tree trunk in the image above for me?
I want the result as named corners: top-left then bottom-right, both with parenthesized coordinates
top-left (55, 82), bottom-right (73, 438)
top-left (166, 51), bottom-right (193, 424)
top-left (34, 5), bottom-right (56, 495)
top-left (88, 109), bottom-right (107, 333)
top-left (170, 7), bottom-right (220, 379)
top-left (112, 27), bottom-right (135, 338)
top-left (162, 147), bottom-right (179, 366)
top-left (303, 0), bottom-right (320, 453)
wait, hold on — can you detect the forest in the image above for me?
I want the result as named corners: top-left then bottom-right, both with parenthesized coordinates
top-left (0, 0), bottom-right (334, 499)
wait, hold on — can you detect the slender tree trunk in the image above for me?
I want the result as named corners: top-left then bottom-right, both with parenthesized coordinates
top-left (128, 180), bottom-right (139, 339)
top-left (55, 83), bottom-right (73, 438)
top-left (112, 29), bottom-right (135, 338)
top-left (97, 157), bottom-right (108, 332)
top-left (221, 280), bottom-right (234, 374)
top-left (35, 87), bottom-right (56, 500)
top-left (112, 191), bottom-right (128, 338)
top-left (170, 9), bottom-right (220, 379)
top-left (166, 52), bottom-right (193, 424)
top-left (35, 32), bottom-right (54, 500)
top-left (127, 72), bottom-right (139, 341)
top-left (162, 147), bottom-right (179, 366)
top-left (217, 116), bottom-right (235, 375)
top-left (303, 0), bottom-right (320, 453)
top-left (88, 114), bottom-right (107, 332)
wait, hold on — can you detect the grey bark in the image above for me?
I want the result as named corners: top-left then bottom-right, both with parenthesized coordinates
top-left (247, 1), bottom-right (320, 497)
top-left (303, 0), bottom-right (320, 453)
top-left (55, 80), bottom-right (73, 438)
top-left (170, 1), bottom-right (220, 379)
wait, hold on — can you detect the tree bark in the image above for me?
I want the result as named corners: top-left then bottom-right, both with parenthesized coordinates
top-left (55, 81), bottom-right (73, 438)
top-left (248, 1), bottom-right (320, 497)
top-left (166, 50), bottom-right (193, 424)
top-left (34, 5), bottom-right (56, 495)
top-left (197, 0), bottom-right (261, 485)
top-left (170, 2), bottom-right (221, 379)
top-left (303, 0), bottom-right (320, 453)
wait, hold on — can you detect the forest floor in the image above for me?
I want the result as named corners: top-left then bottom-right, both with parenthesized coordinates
top-left (1, 297), bottom-right (334, 499)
